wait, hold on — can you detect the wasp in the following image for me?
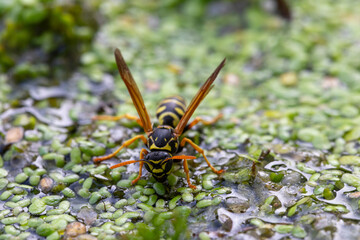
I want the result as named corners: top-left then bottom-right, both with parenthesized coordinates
top-left (93, 48), bottom-right (225, 189)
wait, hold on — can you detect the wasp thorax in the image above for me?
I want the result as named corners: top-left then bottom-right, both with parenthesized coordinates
top-left (144, 151), bottom-right (173, 182)
top-left (148, 126), bottom-right (178, 153)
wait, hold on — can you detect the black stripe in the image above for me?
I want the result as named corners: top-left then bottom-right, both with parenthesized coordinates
top-left (157, 102), bottom-right (184, 119)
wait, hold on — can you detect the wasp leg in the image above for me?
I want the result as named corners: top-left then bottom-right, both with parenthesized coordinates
top-left (180, 137), bottom-right (224, 174)
top-left (182, 158), bottom-right (197, 189)
top-left (93, 135), bottom-right (147, 163)
top-left (131, 148), bottom-right (149, 185)
top-left (92, 114), bottom-right (143, 127)
top-left (185, 113), bottom-right (223, 131)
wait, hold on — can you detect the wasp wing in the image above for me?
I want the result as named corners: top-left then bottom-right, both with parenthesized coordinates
top-left (114, 48), bottom-right (153, 135)
top-left (174, 58), bottom-right (226, 136)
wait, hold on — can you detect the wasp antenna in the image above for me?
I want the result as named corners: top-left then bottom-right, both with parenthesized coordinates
top-left (165, 155), bottom-right (197, 161)
top-left (110, 160), bottom-right (145, 169)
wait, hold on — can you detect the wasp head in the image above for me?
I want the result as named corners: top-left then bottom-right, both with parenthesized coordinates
top-left (144, 151), bottom-right (173, 182)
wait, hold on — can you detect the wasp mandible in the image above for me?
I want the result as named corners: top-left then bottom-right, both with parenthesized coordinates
top-left (93, 48), bottom-right (226, 189)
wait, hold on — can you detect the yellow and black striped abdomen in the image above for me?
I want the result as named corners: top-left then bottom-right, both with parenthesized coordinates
top-left (156, 96), bottom-right (186, 128)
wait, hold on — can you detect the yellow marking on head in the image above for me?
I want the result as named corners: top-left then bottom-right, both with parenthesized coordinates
top-left (149, 159), bottom-right (162, 164)
top-left (155, 137), bottom-right (158, 141)
top-left (155, 173), bottom-right (166, 178)
top-left (146, 164), bottom-right (153, 171)
top-left (152, 168), bottom-right (164, 173)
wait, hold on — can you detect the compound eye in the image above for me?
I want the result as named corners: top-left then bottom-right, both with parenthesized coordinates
top-left (163, 160), bottom-right (173, 173)
top-left (144, 162), bottom-right (152, 173)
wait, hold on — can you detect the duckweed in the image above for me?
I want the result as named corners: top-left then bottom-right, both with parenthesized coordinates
top-left (28, 199), bottom-right (46, 215)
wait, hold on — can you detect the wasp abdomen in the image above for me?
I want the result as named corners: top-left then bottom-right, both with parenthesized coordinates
top-left (156, 96), bottom-right (186, 128)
